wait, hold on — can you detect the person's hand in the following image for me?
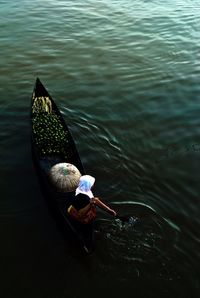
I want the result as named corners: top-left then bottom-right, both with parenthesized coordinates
top-left (109, 209), bottom-right (117, 217)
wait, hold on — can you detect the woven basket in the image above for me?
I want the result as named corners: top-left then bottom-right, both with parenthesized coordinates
top-left (49, 163), bottom-right (81, 192)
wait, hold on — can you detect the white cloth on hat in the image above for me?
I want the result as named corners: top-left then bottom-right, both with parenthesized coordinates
top-left (75, 175), bottom-right (95, 199)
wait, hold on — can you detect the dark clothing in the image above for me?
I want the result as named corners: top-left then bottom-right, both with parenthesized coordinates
top-left (72, 193), bottom-right (91, 211)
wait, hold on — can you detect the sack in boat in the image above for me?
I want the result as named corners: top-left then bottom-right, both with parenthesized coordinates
top-left (49, 163), bottom-right (81, 192)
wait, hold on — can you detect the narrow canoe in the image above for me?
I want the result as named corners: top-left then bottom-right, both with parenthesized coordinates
top-left (31, 78), bottom-right (95, 254)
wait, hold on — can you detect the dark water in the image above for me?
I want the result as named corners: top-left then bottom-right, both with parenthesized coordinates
top-left (0, 0), bottom-right (200, 297)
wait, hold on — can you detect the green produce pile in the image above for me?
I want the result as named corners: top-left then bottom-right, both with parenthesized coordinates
top-left (32, 96), bottom-right (69, 157)
top-left (32, 96), bottom-right (52, 113)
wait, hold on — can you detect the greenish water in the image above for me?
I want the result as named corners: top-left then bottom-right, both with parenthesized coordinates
top-left (0, 1), bottom-right (200, 297)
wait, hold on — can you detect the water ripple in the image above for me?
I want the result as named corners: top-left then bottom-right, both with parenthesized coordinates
top-left (1, 0), bottom-right (200, 296)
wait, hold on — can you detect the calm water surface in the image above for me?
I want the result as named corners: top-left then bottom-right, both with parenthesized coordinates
top-left (0, 0), bottom-right (200, 297)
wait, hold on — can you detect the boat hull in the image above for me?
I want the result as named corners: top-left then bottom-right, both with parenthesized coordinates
top-left (31, 78), bottom-right (95, 254)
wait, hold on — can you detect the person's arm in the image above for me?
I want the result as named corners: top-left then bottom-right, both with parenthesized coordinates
top-left (67, 205), bottom-right (80, 220)
top-left (92, 197), bottom-right (117, 216)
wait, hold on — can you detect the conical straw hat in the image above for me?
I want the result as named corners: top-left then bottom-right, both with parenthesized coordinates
top-left (49, 163), bottom-right (81, 192)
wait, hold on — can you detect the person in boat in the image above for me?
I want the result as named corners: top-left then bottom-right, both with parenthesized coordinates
top-left (67, 175), bottom-right (116, 224)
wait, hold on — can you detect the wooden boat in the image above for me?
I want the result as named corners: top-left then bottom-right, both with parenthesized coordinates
top-left (31, 78), bottom-right (95, 254)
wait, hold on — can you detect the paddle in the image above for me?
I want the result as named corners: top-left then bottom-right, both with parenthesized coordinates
top-left (115, 214), bottom-right (138, 224)
top-left (104, 209), bottom-right (138, 224)
top-left (95, 198), bottom-right (138, 223)
top-left (94, 198), bottom-right (139, 225)
top-left (116, 215), bottom-right (131, 222)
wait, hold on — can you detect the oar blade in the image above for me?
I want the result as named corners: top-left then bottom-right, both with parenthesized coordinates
top-left (116, 215), bottom-right (138, 224)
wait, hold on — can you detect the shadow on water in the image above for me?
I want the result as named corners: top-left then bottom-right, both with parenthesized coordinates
top-left (86, 203), bottom-right (197, 298)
